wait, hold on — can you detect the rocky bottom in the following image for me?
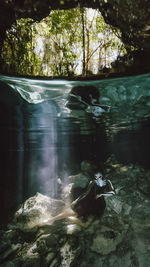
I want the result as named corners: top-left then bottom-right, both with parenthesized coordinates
top-left (0, 156), bottom-right (150, 267)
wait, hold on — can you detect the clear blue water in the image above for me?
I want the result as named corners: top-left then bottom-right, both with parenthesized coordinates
top-left (0, 73), bottom-right (150, 226)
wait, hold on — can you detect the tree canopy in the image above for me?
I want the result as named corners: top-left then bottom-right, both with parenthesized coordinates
top-left (1, 7), bottom-right (127, 77)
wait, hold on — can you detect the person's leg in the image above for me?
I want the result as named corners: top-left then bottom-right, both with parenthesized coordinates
top-left (38, 207), bottom-right (76, 226)
top-left (38, 207), bottom-right (93, 228)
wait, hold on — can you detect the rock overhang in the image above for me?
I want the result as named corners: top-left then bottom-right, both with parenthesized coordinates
top-left (0, 0), bottom-right (150, 51)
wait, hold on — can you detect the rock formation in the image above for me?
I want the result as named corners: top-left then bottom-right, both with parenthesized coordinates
top-left (0, 157), bottom-right (150, 266)
top-left (0, 0), bottom-right (150, 55)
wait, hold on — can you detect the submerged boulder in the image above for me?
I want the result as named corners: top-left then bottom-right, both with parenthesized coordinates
top-left (9, 192), bottom-right (65, 230)
top-left (0, 158), bottom-right (150, 266)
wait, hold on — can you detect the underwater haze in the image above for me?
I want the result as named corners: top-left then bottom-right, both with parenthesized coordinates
top-left (0, 73), bottom-right (150, 226)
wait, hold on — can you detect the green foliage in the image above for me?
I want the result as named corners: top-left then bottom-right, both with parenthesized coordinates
top-left (39, 8), bottom-right (83, 76)
top-left (2, 18), bottom-right (41, 75)
top-left (1, 8), bottom-right (127, 77)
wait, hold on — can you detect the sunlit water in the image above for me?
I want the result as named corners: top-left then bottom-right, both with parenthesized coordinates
top-left (0, 73), bottom-right (150, 226)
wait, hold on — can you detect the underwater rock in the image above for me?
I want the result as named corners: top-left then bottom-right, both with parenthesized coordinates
top-left (108, 251), bottom-right (132, 267)
top-left (0, 243), bottom-right (21, 263)
top-left (20, 257), bottom-right (41, 267)
top-left (105, 195), bottom-right (132, 216)
top-left (60, 242), bottom-right (76, 267)
top-left (106, 196), bottom-right (123, 214)
top-left (62, 170), bottom-right (90, 202)
top-left (0, 261), bottom-right (15, 267)
top-left (81, 160), bottom-right (100, 177)
top-left (91, 225), bottom-right (124, 255)
top-left (45, 252), bottom-right (55, 265)
top-left (36, 233), bottom-right (59, 255)
top-left (131, 202), bottom-right (150, 267)
top-left (0, 238), bottom-right (11, 255)
top-left (1, 159), bottom-right (150, 266)
top-left (69, 173), bottom-right (90, 186)
top-left (9, 192), bottom-right (65, 229)
top-left (61, 183), bottom-right (73, 202)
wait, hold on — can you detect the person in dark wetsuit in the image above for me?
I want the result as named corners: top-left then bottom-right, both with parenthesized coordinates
top-left (38, 172), bottom-right (115, 228)
top-left (71, 173), bottom-right (115, 221)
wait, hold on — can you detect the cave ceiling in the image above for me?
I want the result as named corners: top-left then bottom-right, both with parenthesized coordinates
top-left (0, 0), bottom-right (150, 51)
